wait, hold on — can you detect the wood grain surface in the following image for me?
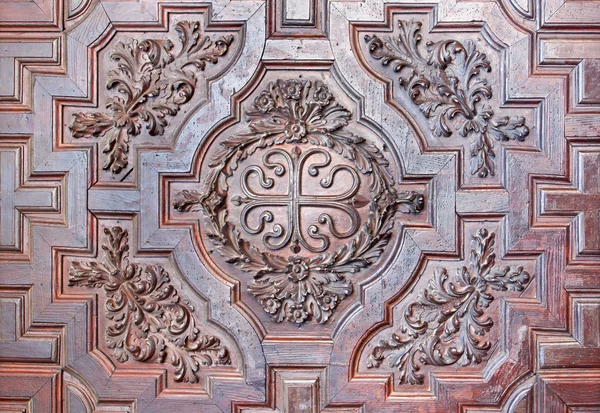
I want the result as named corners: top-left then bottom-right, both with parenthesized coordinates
top-left (0, 0), bottom-right (599, 411)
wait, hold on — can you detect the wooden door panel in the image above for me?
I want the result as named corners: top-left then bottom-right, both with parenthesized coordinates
top-left (1, 0), bottom-right (599, 411)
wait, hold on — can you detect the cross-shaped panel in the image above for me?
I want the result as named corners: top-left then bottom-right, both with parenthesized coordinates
top-left (0, 143), bottom-right (58, 254)
top-left (542, 149), bottom-right (600, 257)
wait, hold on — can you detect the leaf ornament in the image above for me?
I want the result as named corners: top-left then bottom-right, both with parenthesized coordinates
top-left (69, 226), bottom-right (231, 383)
top-left (365, 21), bottom-right (530, 177)
top-left (70, 21), bottom-right (234, 174)
top-left (367, 228), bottom-right (531, 385)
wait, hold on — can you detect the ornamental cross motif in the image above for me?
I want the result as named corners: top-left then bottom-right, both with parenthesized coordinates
top-left (174, 79), bottom-right (425, 324)
top-left (232, 146), bottom-right (365, 254)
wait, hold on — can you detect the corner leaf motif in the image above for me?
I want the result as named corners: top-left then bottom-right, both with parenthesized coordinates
top-left (366, 229), bottom-right (531, 385)
top-left (69, 226), bottom-right (231, 383)
top-left (174, 80), bottom-right (425, 324)
top-left (364, 21), bottom-right (530, 178)
top-left (70, 21), bottom-right (234, 174)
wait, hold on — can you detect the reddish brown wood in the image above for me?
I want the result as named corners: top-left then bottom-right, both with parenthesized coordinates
top-left (1, 0), bottom-right (600, 411)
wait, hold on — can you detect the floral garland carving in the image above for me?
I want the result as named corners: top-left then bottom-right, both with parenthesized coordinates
top-left (70, 21), bottom-right (234, 174)
top-left (365, 21), bottom-right (530, 178)
top-left (366, 229), bottom-right (531, 385)
top-left (69, 226), bottom-right (231, 383)
top-left (174, 79), bottom-right (425, 324)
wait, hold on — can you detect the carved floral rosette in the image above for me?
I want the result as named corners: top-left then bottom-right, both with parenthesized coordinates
top-left (174, 79), bottom-right (425, 324)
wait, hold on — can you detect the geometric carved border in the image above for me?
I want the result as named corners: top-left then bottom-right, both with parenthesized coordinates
top-left (537, 146), bottom-right (600, 263)
top-left (267, 0), bottom-right (327, 38)
top-left (0, 0), bottom-right (60, 31)
top-left (233, 366), bottom-right (364, 413)
top-left (0, 35), bottom-right (60, 111)
top-left (0, 286), bottom-right (61, 364)
top-left (0, 368), bottom-right (59, 413)
top-left (1, 0), bottom-right (600, 410)
top-left (0, 137), bottom-right (61, 261)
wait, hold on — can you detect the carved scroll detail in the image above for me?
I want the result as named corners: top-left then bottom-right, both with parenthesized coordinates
top-left (70, 21), bottom-right (234, 174)
top-left (365, 21), bottom-right (529, 178)
top-left (234, 146), bottom-right (364, 253)
top-left (69, 226), bottom-right (231, 383)
top-left (174, 79), bottom-right (425, 324)
top-left (367, 229), bottom-right (531, 385)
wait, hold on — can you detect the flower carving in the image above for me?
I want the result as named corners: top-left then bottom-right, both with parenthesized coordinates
top-left (255, 91), bottom-right (275, 113)
top-left (235, 79), bottom-right (363, 148)
top-left (313, 85), bottom-right (333, 105)
top-left (69, 21), bottom-right (234, 174)
top-left (366, 229), bottom-right (531, 385)
top-left (174, 79), bottom-right (425, 324)
top-left (68, 226), bottom-right (231, 383)
top-left (365, 21), bottom-right (530, 178)
top-left (284, 119), bottom-right (307, 141)
top-left (286, 258), bottom-right (310, 282)
top-left (247, 255), bottom-right (354, 323)
top-left (281, 79), bottom-right (303, 99)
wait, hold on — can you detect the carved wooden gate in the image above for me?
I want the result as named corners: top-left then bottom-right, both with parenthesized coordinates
top-left (1, 0), bottom-right (600, 411)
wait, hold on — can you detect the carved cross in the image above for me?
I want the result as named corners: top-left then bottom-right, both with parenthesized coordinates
top-left (543, 151), bottom-right (600, 255)
top-left (232, 146), bottom-right (365, 254)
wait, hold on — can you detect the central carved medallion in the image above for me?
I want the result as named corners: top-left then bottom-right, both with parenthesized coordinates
top-left (232, 146), bottom-right (365, 254)
top-left (174, 78), bottom-right (425, 324)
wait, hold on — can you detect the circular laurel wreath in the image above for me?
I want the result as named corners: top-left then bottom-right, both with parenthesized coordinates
top-left (174, 79), bottom-right (424, 324)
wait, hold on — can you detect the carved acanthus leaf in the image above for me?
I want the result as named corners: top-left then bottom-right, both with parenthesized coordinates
top-left (365, 21), bottom-right (530, 178)
top-left (70, 21), bottom-right (234, 174)
top-left (366, 229), bottom-right (531, 385)
top-left (69, 226), bottom-right (231, 383)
